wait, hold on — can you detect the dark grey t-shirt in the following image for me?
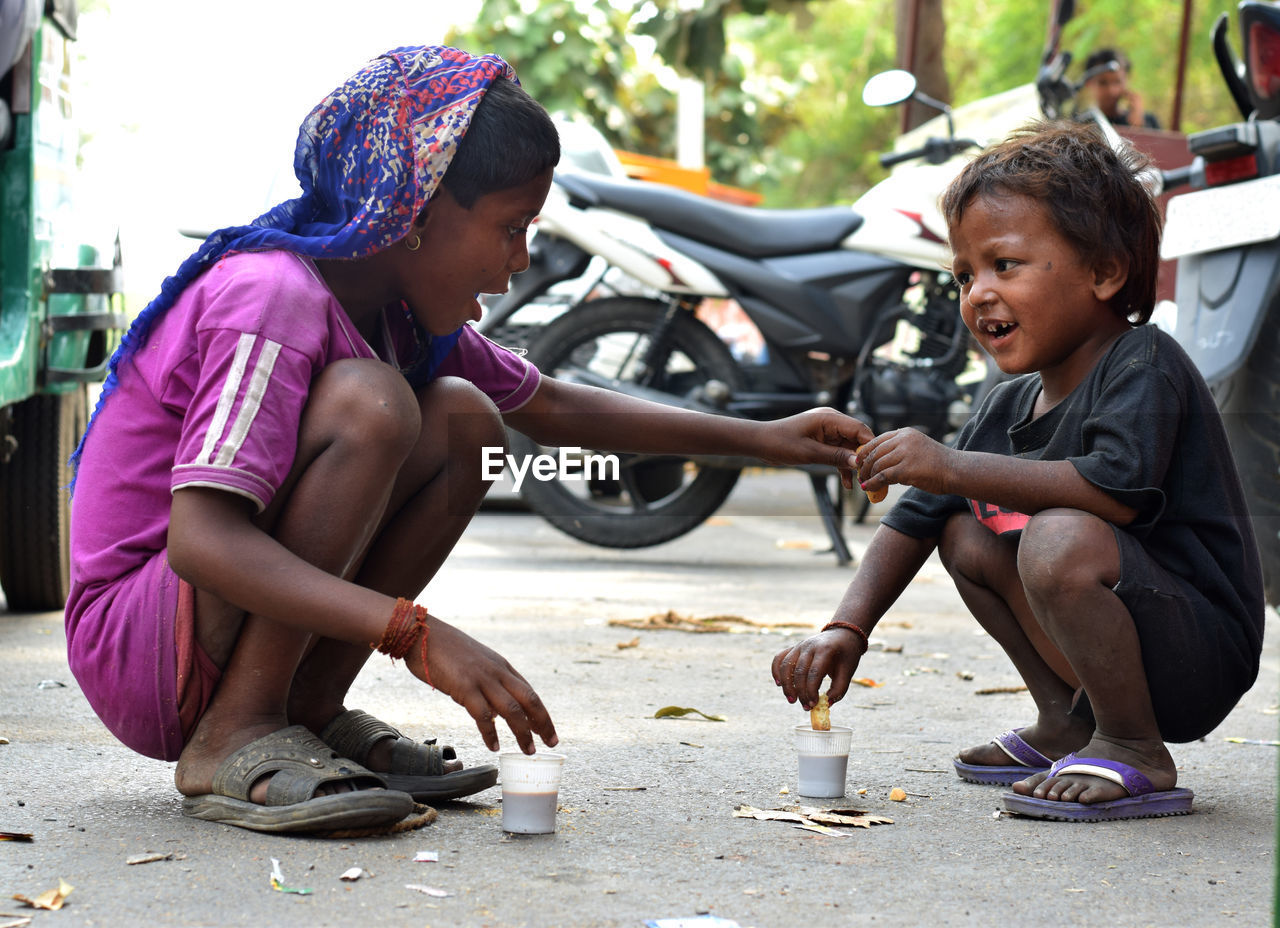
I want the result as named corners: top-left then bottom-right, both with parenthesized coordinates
top-left (883, 325), bottom-right (1263, 658)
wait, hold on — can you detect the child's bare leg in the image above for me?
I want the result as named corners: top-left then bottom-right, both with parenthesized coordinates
top-left (938, 513), bottom-right (1092, 767)
top-left (285, 378), bottom-right (507, 770)
top-left (174, 359), bottom-right (422, 801)
top-left (1011, 509), bottom-right (1176, 802)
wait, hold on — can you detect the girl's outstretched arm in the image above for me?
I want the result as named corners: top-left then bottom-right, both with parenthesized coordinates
top-left (504, 376), bottom-right (872, 484)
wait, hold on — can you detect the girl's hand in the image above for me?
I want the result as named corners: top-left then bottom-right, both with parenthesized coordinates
top-left (758, 409), bottom-right (875, 489)
top-left (856, 428), bottom-right (956, 498)
top-left (771, 629), bottom-right (866, 710)
top-left (411, 616), bottom-right (558, 755)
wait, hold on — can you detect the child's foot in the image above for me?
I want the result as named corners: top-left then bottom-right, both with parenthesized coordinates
top-left (314, 708), bottom-right (499, 802)
top-left (175, 714), bottom-right (368, 803)
top-left (1010, 735), bottom-right (1177, 803)
top-left (956, 716), bottom-right (1089, 771)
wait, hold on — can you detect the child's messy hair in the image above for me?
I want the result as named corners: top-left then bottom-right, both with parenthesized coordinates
top-left (941, 120), bottom-right (1162, 324)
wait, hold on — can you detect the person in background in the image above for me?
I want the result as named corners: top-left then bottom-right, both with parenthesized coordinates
top-left (1082, 48), bottom-right (1161, 129)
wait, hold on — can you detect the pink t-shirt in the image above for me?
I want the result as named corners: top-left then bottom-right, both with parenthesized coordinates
top-left (65, 249), bottom-right (538, 759)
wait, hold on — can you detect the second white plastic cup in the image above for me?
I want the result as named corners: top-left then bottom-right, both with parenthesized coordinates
top-left (794, 724), bottom-right (852, 798)
top-left (499, 751), bottom-right (566, 834)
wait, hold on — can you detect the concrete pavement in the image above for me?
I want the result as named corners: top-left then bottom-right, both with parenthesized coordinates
top-left (1, 469), bottom-right (1276, 927)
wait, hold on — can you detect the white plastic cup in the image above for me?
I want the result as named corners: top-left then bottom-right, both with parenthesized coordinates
top-left (794, 724), bottom-right (852, 798)
top-left (499, 751), bottom-right (566, 834)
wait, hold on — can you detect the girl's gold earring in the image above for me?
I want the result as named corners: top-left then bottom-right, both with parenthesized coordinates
top-left (406, 233), bottom-right (422, 252)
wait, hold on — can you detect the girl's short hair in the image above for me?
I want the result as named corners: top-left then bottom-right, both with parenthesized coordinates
top-left (442, 77), bottom-right (560, 208)
top-left (941, 120), bottom-right (1162, 324)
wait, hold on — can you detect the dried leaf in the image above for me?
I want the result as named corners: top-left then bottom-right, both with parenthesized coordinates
top-left (851, 677), bottom-right (882, 688)
top-left (733, 806), bottom-right (810, 824)
top-left (125, 853), bottom-right (172, 865)
top-left (610, 610), bottom-right (809, 635)
top-left (734, 804), bottom-right (893, 830)
top-left (654, 706), bottom-right (726, 722)
top-left (12, 879), bottom-right (72, 911)
top-left (793, 822), bottom-right (849, 837)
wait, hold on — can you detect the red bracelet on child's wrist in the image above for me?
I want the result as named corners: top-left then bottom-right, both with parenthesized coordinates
top-left (821, 620), bottom-right (870, 652)
top-left (372, 597), bottom-right (433, 688)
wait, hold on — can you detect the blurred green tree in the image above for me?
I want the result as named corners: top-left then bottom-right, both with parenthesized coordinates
top-left (449, 0), bottom-right (1244, 207)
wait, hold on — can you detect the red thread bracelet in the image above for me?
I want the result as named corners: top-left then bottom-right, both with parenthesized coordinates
top-left (821, 620), bottom-right (870, 652)
top-left (373, 598), bottom-right (433, 688)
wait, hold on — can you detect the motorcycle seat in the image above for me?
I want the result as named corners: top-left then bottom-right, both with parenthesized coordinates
top-left (555, 171), bottom-right (864, 259)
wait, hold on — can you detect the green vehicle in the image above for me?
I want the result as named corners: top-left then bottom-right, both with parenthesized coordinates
top-left (1, 0), bottom-right (125, 612)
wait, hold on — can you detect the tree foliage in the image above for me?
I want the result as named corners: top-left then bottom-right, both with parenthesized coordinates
top-left (448, 0), bottom-right (1248, 208)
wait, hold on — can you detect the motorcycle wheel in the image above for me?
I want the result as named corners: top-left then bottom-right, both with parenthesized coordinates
top-left (515, 297), bottom-right (746, 549)
top-left (1215, 308), bottom-right (1280, 606)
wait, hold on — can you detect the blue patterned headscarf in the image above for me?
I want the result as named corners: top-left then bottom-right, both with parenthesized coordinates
top-left (70, 45), bottom-right (517, 481)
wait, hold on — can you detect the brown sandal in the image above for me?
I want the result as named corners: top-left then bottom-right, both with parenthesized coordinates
top-left (320, 709), bottom-right (498, 801)
top-left (181, 725), bottom-right (414, 833)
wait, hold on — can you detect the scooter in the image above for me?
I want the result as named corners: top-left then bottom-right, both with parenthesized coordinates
top-left (1160, 1), bottom-right (1280, 605)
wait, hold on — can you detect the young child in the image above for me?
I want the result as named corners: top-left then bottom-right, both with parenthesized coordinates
top-left (67, 46), bottom-right (873, 835)
top-left (771, 121), bottom-right (1265, 822)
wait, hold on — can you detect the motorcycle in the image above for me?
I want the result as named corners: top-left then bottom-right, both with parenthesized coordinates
top-left (1160, 1), bottom-right (1280, 605)
top-left (479, 1), bottom-right (1090, 561)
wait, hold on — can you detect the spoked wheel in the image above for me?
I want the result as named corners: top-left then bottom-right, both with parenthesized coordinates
top-left (515, 297), bottom-right (746, 548)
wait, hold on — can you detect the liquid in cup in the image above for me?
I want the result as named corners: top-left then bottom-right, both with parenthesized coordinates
top-left (499, 751), bottom-right (565, 834)
top-left (794, 724), bottom-right (852, 798)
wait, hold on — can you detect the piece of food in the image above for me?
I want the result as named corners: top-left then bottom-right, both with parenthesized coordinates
top-left (856, 444), bottom-right (888, 503)
top-left (810, 692), bottom-right (831, 731)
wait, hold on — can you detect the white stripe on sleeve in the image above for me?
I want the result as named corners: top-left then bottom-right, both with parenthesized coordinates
top-left (214, 339), bottom-right (282, 467)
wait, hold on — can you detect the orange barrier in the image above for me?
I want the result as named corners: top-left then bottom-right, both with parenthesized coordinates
top-left (614, 150), bottom-right (763, 206)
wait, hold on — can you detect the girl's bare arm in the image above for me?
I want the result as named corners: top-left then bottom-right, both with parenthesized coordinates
top-left (504, 376), bottom-right (871, 477)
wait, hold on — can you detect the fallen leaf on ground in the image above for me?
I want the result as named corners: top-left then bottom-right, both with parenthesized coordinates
top-left (12, 879), bottom-right (72, 911)
top-left (851, 677), bottom-right (882, 688)
top-left (610, 610), bottom-right (810, 635)
top-left (974, 684), bottom-right (1029, 695)
top-left (793, 823), bottom-right (849, 837)
top-left (733, 804), bottom-right (893, 830)
top-left (125, 853), bottom-right (172, 865)
top-left (654, 706), bottom-right (726, 722)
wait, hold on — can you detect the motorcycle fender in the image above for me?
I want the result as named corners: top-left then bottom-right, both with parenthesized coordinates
top-left (1173, 238), bottom-right (1280, 386)
top-left (539, 195), bottom-right (729, 297)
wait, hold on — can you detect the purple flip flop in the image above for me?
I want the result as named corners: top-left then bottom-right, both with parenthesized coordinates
top-left (953, 728), bottom-right (1052, 786)
top-left (1001, 753), bottom-right (1194, 822)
